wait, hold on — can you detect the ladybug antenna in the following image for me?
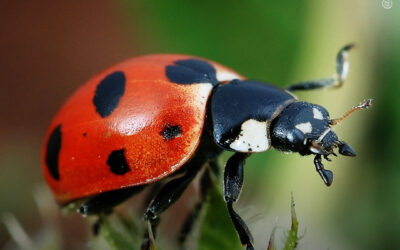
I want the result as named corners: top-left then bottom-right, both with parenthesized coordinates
top-left (330, 99), bottom-right (373, 126)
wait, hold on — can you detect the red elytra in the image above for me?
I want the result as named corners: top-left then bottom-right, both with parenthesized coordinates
top-left (42, 54), bottom-right (243, 204)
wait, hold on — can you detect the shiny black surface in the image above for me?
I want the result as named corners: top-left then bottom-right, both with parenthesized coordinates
top-left (211, 79), bottom-right (294, 149)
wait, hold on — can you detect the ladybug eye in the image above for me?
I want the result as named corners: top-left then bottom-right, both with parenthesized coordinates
top-left (288, 129), bottom-right (305, 145)
top-left (305, 138), bottom-right (313, 146)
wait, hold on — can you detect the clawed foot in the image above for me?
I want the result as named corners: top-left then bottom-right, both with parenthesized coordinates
top-left (314, 154), bottom-right (334, 186)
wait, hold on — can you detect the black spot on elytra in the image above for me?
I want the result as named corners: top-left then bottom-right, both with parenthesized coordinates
top-left (161, 125), bottom-right (182, 141)
top-left (83, 132), bottom-right (87, 137)
top-left (166, 59), bottom-right (218, 86)
top-left (93, 71), bottom-right (126, 117)
top-left (46, 125), bottom-right (62, 180)
top-left (107, 149), bottom-right (130, 175)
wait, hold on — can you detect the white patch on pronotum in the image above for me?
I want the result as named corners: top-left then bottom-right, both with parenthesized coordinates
top-left (216, 71), bottom-right (239, 82)
top-left (229, 119), bottom-right (269, 152)
top-left (313, 108), bottom-right (324, 120)
top-left (295, 122), bottom-right (312, 134)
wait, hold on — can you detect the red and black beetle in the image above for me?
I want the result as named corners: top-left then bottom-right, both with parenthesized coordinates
top-left (43, 44), bottom-right (371, 249)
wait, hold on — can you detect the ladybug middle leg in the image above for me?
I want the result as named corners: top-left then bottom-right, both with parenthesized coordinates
top-left (224, 152), bottom-right (254, 250)
top-left (142, 155), bottom-right (207, 249)
top-left (286, 43), bottom-right (355, 91)
top-left (78, 184), bottom-right (147, 235)
top-left (178, 160), bottom-right (218, 247)
top-left (79, 185), bottom-right (147, 216)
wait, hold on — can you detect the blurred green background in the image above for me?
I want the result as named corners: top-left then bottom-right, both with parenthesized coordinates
top-left (1, 1), bottom-right (399, 249)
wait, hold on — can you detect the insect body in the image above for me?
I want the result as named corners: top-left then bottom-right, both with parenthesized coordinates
top-left (42, 45), bottom-right (371, 249)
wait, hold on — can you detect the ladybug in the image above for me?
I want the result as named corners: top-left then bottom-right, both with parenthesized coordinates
top-left (42, 44), bottom-right (371, 249)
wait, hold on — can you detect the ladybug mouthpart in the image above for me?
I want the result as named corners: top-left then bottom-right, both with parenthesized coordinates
top-left (338, 141), bottom-right (357, 157)
top-left (311, 139), bottom-right (356, 186)
top-left (310, 98), bottom-right (371, 184)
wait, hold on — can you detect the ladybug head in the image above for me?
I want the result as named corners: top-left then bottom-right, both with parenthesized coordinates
top-left (270, 99), bottom-right (372, 185)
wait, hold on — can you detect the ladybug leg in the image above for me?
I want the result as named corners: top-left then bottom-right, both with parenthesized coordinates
top-left (92, 216), bottom-right (104, 236)
top-left (178, 164), bottom-right (215, 247)
top-left (142, 158), bottom-right (204, 249)
top-left (141, 182), bottom-right (162, 212)
top-left (286, 43), bottom-right (355, 91)
top-left (224, 152), bottom-right (254, 250)
top-left (314, 154), bottom-right (334, 186)
top-left (78, 185), bottom-right (146, 236)
top-left (141, 218), bottom-right (159, 250)
top-left (79, 185), bottom-right (146, 216)
top-left (144, 167), bottom-right (200, 221)
top-left (177, 202), bottom-right (204, 247)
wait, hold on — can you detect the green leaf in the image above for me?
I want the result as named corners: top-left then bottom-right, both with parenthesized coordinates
top-left (283, 194), bottom-right (299, 250)
top-left (197, 187), bottom-right (242, 250)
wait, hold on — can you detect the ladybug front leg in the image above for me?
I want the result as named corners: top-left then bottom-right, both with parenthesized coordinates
top-left (286, 43), bottom-right (355, 91)
top-left (224, 152), bottom-right (254, 250)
